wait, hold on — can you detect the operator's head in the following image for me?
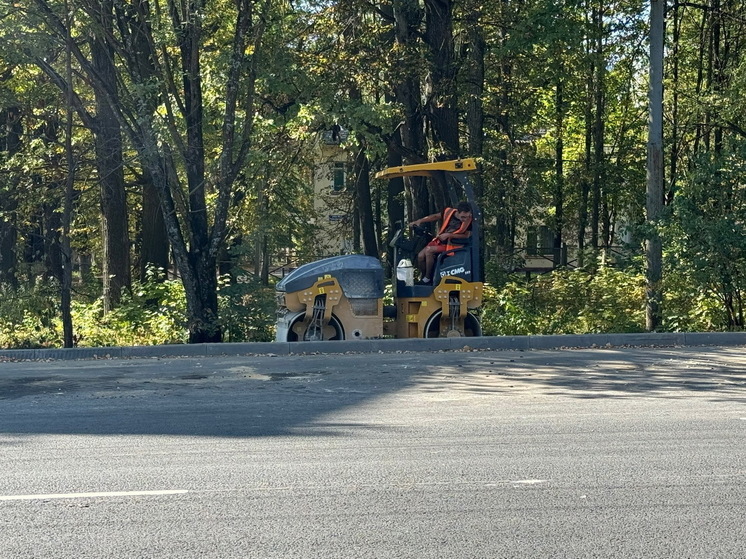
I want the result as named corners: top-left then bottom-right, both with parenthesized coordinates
top-left (455, 201), bottom-right (473, 221)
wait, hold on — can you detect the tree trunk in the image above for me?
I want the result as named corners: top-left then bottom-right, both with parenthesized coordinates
top-left (667, 3), bottom-right (681, 205)
top-left (62, 6), bottom-right (75, 348)
top-left (188, 251), bottom-right (221, 343)
top-left (590, 2), bottom-right (605, 252)
top-left (0, 216), bottom-right (16, 287)
top-left (553, 80), bottom-right (565, 268)
top-left (260, 234), bottom-right (269, 285)
top-left (391, 0), bottom-right (429, 217)
top-left (0, 108), bottom-right (21, 287)
top-left (90, 0), bottom-right (130, 311)
top-left (494, 2), bottom-right (513, 253)
top-left (254, 177), bottom-right (270, 285)
top-left (43, 201), bottom-right (63, 283)
top-left (353, 206), bottom-right (361, 253)
top-left (423, 0), bottom-right (459, 157)
top-left (385, 142), bottom-right (405, 275)
top-left (711, 0), bottom-right (723, 157)
top-left (170, 3), bottom-right (213, 342)
top-left (464, 5), bottom-right (485, 166)
top-left (692, 7), bottom-right (709, 155)
top-left (463, 5), bottom-right (486, 273)
top-left (354, 143), bottom-right (378, 258)
top-left (578, 17), bottom-right (594, 268)
top-left (139, 171), bottom-right (170, 280)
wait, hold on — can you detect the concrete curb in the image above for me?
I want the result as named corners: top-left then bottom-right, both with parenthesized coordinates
top-left (0, 332), bottom-right (744, 361)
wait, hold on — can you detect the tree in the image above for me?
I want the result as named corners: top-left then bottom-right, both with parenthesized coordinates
top-left (662, 0), bottom-right (746, 329)
top-left (22, 0), bottom-right (275, 342)
top-left (423, 0), bottom-right (459, 157)
top-left (88, 0), bottom-right (130, 309)
top-left (0, 106), bottom-right (21, 287)
top-left (32, 0), bottom-right (131, 311)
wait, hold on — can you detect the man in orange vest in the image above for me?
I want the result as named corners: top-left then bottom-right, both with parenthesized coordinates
top-left (409, 201), bottom-right (473, 285)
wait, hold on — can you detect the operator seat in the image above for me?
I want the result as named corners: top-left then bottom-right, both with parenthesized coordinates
top-left (432, 237), bottom-right (474, 283)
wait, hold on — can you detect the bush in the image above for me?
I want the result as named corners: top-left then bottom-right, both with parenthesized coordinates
top-left (3, 262), bottom-right (735, 350)
top-left (0, 269), bottom-right (278, 349)
top-left (481, 267), bottom-right (647, 336)
top-left (661, 267), bottom-right (730, 332)
top-left (0, 282), bottom-right (62, 349)
top-left (218, 273), bottom-right (276, 343)
top-left (71, 273), bottom-right (188, 347)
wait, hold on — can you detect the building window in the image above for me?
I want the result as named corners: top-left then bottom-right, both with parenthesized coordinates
top-left (527, 225), bottom-right (553, 255)
top-left (332, 162), bottom-right (346, 193)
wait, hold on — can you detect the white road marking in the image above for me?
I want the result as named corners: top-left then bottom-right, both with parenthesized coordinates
top-left (484, 479), bottom-right (550, 487)
top-left (0, 490), bottom-right (188, 501)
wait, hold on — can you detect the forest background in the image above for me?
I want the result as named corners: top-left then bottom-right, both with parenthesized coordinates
top-left (0, 0), bottom-right (744, 349)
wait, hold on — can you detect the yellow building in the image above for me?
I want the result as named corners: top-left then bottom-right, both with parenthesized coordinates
top-left (312, 127), bottom-right (353, 256)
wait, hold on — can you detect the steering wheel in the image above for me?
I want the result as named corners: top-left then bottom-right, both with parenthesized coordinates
top-left (411, 224), bottom-right (433, 241)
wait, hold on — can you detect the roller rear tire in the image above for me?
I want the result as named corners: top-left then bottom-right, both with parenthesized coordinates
top-left (424, 310), bottom-right (482, 338)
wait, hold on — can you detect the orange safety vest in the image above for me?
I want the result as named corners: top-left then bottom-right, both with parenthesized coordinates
top-left (438, 207), bottom-right (472, 251)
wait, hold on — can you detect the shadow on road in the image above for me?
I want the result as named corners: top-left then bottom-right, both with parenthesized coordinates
top-left (0, 346), bottom-right (744, 439)
top-left (418, 346), bottom-right (746, 402)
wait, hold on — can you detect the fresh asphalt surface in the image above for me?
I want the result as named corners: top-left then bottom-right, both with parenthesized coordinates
top-left (1, 336), bottom-right (745, 558)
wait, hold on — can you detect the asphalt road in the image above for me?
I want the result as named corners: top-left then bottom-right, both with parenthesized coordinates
top-left (1, 346), bottom-right (745, 558)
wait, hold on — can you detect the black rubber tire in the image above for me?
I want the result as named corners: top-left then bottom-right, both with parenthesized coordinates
top-left (285, 313), bottom-right (345, 342)
top-left (423, 310), bottom-right (482, 338)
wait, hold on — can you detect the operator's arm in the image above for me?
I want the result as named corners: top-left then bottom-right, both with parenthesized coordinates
top-left (409, 212), bottom-right (441, 228)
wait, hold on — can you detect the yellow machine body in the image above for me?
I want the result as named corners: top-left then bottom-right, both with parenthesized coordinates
top-left (279, 275), bottom-right (383, 341)
top-left (385, 278), bottom-right (483, 339)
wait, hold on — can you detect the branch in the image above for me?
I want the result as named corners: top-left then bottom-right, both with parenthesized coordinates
top-left (210, 0), bottom-right (272, 258)
top-left (32, 0), bottom-right (140, 144)
top-left (32, 55), bottom-right (96, 131)
top-left (726, 120), bottom-right (746, 138)
top-left (671, 1), bottom-right (711, 11)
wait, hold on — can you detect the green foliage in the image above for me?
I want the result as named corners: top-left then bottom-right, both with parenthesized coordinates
top-left (2, 0), bottom-right (746, 348)
top-left (660, 268), bottom-right (728, 332)
top-left (662, 145), bottom-right (746, 330)
top-left (0, 268), bottom-right (278, 349)
top-left (481, 267), bottom-right (646, 336)
top-left (0, 282), bottom-right (62, 348)
top-left (71, 270), bottom-right (188, 347)
top-left (218, 273), bottom-right (277, 343)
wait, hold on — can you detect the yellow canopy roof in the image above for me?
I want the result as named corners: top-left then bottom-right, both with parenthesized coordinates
top-left (374, 158), bottom-right (477, 180)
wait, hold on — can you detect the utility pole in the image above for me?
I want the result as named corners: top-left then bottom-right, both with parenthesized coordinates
top-left (61, 0), bottom-right (75, 347)
top-left (646, 0), bottom-right (665, 331)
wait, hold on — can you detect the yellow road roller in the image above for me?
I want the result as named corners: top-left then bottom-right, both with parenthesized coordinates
top-left (275, 158), bottom-right (483, 341)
